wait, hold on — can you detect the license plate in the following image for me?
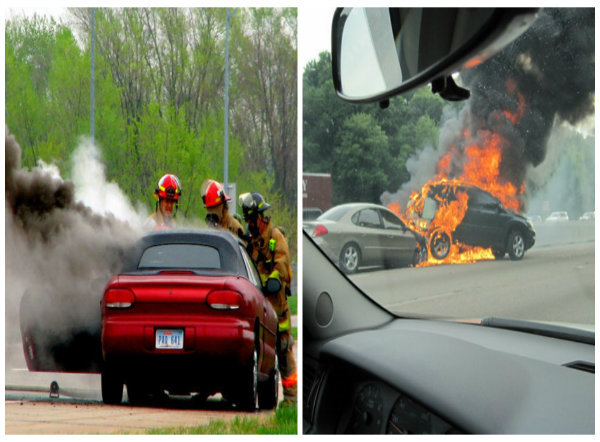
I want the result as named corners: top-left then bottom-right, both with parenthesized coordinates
top-left (155, 329), bottom-right (184, 349)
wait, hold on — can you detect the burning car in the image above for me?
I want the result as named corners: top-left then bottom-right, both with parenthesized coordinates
top-left (401, 180), bottom-right (535, 261)
top-left (21, 229), bottom-right (280, 410)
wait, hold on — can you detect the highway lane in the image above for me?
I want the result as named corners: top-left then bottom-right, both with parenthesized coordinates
top-left (350, 240), bottom-right (594, 325)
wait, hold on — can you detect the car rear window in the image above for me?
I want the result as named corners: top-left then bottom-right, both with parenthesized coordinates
top-left (352, 208), bottom-right (381, 228)
top-left (318, 205), bottom-right (352, 221)
top-left (138, 244), bottom-right (221, 270)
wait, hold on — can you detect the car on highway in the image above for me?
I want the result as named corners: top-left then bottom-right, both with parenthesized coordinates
top-left (21, 229), bottom-right (280, 411)
top-left (303, 203), bottom-right (426, 273)
top-left (545, 211), bottom-right (569, 223)
top-left (303, 7), bottom-right (594, 435)
top-left (578, 211), bottom-right (594, 221)
top-left (407, 182), bottom-right (535, 260)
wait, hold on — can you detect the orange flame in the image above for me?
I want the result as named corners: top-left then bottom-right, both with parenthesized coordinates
top-left (389, 82), bottom-right (528, 266)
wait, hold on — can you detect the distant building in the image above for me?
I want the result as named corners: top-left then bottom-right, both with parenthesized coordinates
top-left (303, 173), bottom-right (332, 212)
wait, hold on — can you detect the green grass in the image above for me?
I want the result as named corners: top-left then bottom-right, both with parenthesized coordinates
top-left (145, 403), bottom-right (297, 435)
top-left (287, 293), bottom-right (297, 315)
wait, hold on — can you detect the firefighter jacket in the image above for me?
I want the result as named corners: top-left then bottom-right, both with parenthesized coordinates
top-left (221, 213), bottom-right (246, 243)
top-left (248, 220), bottom-right (293, 321)
top-left (147, 210), bottom-right (176, 229)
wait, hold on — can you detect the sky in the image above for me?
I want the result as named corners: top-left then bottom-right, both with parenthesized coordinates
top-left (298, 6), bottom-right (337, 71)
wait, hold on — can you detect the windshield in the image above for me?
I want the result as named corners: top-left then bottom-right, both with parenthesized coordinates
top-left (303, 8), bottom-right (594, 326)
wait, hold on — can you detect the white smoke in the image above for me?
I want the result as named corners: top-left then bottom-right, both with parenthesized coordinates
top-left (71, 138), bottom-right (148, 230)
top-left (381, 105), bottom-right (462, 209)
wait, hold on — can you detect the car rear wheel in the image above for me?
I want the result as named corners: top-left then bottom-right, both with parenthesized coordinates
top-left (258, 355), bottom-right (279, 409)
top-left (340, 243), bottom-right (361, 274)
top-left (430, 229), bottom-right (451, 260)
top-left (101, 366), bottom-right (123, 405)
top-left (507, 230), bottom-right (525, 260)
top-left (239, 350), bottom-right (259, 411)
top-left (126, 381), bottom-right (150, 405)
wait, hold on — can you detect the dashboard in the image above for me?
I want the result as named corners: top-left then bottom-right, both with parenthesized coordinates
top-left (303, 318), bottom-right (594, 434)
top-left (343, 380), bottom-right (460, 434)
top-left (305, 360), bottom-right (462, 434)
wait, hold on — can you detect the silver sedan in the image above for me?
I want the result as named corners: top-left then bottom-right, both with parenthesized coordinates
top-left (304, 203), bottom-right (425, 274)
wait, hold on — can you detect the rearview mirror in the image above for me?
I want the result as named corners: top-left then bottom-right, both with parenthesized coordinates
top-left (332, 8), bottom-right (538, 103)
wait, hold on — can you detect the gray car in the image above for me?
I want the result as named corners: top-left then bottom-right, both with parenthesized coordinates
top-left (304, 203), bottom-right (425, 274)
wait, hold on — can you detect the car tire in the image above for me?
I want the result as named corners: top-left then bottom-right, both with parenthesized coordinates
top-left (430, 229), bottom-right (451, 260)
top-left (126, 381), bottom-right (149, 405)
top-left (507, 230), bottom-right (526, 260)
top-left (239, 349), bottom-right (259, 411)
top-left (101, 366), bottom-right (123, 405)
top-left (412, 245), bottom-right (428, 266)
top-left (258, 355), bottom-right (279, 410)
top-left (340, 243), bottom-right (361, 274)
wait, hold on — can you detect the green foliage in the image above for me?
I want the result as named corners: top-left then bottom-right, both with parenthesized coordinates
top-left (5, 8), bottom-right (297, 263)
top-left (303, 52), bottom-right (448, 205)
top-left (333, 113), bottom-right (393, 204)
top-left (287, 292), bottom-right (297, 315)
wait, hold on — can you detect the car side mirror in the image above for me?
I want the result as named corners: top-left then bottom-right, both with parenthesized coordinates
top-left (264, 278), bottom-right (282, 295)
top-left (331, 7), bottom-right (538, 103)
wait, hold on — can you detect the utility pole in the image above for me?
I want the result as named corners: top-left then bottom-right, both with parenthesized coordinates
top-left (90, 8), bottom-right (96, 143)
top-left (224, 8), bottom-right (236, 189)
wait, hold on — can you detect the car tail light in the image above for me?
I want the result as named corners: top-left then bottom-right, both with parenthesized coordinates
top-left (206, 290), bottom-right (243, 310)
top-left (313, 224), bottom-right (328, 237)
top-left (104, 288), bottom-right (135, 309)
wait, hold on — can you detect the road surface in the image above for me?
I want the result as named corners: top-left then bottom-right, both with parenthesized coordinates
top-left (348, 222), bottom-right (594, 325)
top-left (5, 328), bottom-right (298, 434)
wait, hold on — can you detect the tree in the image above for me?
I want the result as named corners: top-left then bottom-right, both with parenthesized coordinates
top-left (333, 113), bottom-right (394, 204)
top-left (5, 8), bottom-right (298, 262)
top-left (231, 8), bottom-right (297, 206)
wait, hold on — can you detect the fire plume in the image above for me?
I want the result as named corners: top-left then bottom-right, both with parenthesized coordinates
top-left (389, 82), bottom-right (528, 267)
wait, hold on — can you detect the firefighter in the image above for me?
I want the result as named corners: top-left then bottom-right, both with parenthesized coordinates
top-left (147, 174), bottom-right (182, 230)
top-left (201, 179), bottom-right (246, 242)
top-left (240, 192), bottom-right (296, 405)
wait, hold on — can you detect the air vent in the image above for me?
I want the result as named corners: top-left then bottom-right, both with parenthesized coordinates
top-left (563, 360), bottom-right (594, 374)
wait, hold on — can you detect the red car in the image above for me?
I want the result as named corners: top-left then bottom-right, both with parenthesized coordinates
top-left (21, 230), bottom-right (280, 410)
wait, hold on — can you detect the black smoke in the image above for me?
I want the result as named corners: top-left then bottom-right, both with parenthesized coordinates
top-left (6, 128), bottom-right (140, 370)
top-left (451, 8), bottom-right (594, 196)
top-left (383, 8), bottom-right (595, 213)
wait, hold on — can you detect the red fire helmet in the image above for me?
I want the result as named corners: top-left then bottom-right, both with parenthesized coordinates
top-left (155, 174), bottom-right (182, 201)
top-left (201, 179), bottom-right (231, 208)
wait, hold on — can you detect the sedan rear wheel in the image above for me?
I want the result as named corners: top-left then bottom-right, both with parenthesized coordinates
top-left (101, 366), bottom-right (123, 405)
top-left (126, 381), bottom-right (149, 405)
top-left (340, 243), bottom-right (360, 274)
top-left (258, 355), bottom-right (279, 410)
top-left (240, 350), bottom-right (259, 411)
top-left (507, 230), bottom-right (525, 260)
